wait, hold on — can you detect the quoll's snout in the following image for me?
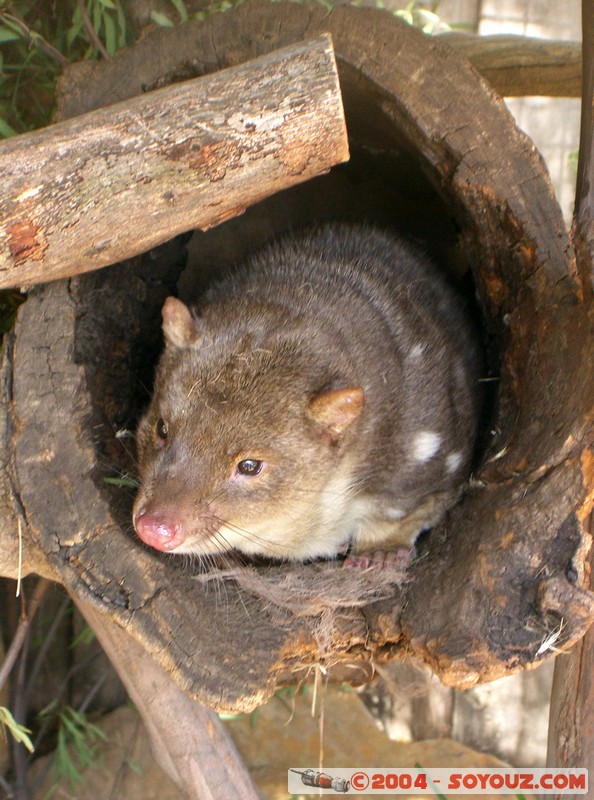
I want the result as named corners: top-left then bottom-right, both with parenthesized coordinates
top-left (134, 508), bottom-right (187, 552)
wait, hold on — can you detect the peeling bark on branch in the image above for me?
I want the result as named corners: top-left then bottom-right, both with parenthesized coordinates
top-left (0, 35), bottom-right (348, 289)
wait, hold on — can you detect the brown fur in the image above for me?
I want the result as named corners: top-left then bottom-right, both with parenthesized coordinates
top-left (133, 224), bottom-right (480, 561)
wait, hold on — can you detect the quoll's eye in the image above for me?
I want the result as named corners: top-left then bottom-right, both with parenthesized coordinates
top-left (236, 459), bottom-right (264, 477)
top-left (155, 418), bottom-right (168, 443)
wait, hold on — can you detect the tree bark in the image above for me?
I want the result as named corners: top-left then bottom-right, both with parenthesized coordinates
top-left (0, 338), bottom-right (56, 581)
top-left (2, 0), bottom-right (593, 717)
top-left (442, 33), bottom-right (582, 97)
top-left (547, 0), bottom-right (594, 786)
top-left (0, 35), bottom-right (348, 289)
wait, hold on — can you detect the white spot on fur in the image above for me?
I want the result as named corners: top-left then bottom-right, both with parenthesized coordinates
top-left (409, 343), bottom-right (425, 358)
top-left (412, 431), bottom-right (442, 462)
top-left (386, 507), bottom-right (406, 520)
top-left (446, 451), bottom-right (463, 473)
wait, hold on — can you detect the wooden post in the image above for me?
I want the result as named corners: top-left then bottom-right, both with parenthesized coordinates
top-left (546, 0), bottom-right (594, 788)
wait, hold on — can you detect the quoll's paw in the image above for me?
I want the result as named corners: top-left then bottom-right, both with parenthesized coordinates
top-left (343, 545), bottom-right (413, 574)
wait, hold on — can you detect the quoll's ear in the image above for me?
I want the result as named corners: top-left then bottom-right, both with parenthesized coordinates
top-left (308, 386), bottom-right (365, 436)
top-left (162, 297), bottom-right (200, 349)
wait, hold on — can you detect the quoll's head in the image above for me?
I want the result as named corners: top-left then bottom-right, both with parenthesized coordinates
top-left (133, 297), bottom-right (365, 561)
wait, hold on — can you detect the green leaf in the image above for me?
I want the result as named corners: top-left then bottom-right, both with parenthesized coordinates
top-left (65, 708), bottom-right (106, 743)
top-left (0, 25), bottom-right (21, 43)
top-left (115, 1), bottom-right (127, 47)
top-left (103, 475), bottom-right (139, 488)
top-left (104, 12), bottom-right (115, 56)
top-left (71, 3), bottom-right (83, 27)
top-left (169, 0), bottom-right (189, 21)
top-left (66, 17), bottom-right (85, 50)
top-left (51, 705), bottom-right (109, 791)
top-left (0, 117), bottom-right (17, 138)
top-left (98, 0), bottom-right (117, 8)
top-left (71, 624), bottom-right (96, 648)
top-left (395, 9), bottom-right (413, 24)
top-left (150, 10), bottom-right (174, 27)
top-left (55, 726), bottom-right (84, 789)
top-left (0, 15), bottom-right (24, 35)
top-left (126, 758), bottom-right (143, 776)
top-left (92, 1), bottom-right (102, 37)
top-left (60, 713), bottom-right (85, 743)
top-left (0, 707), bottom-right (35, 753)
top-left (416, 8), bottom-right (450, 33)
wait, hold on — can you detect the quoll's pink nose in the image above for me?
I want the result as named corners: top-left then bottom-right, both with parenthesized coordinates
top-left (134, 509), bottom-right (187, 552)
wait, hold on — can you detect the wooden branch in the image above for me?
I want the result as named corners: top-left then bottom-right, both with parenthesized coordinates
top-left (0, 578), bottom-right (51, 694)
top-left (0, 35), bottom-right (348, 289)
top-left (442, 33), bottom-right (582, 97)
top-left (75, 0), bottom-right (111, 61)
top-left (74, 598), bottom-right (264, 800)
top-left (573, 0), bottom-right (594, 271)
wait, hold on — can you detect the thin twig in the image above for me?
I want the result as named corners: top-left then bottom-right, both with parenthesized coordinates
top-left (12, 637), bottom-right (31, 800)
top-left (108, 711), bottom-right (142, 800)
top-left (0, 771), bottom-right (14, 797)
top-left (0, 13), bottom-right (68, 66)
top-left (75, 0), bottom-right (110, 60)
top-left (24, 595), bottom-right (71, 701)
top-left (78, 671), bottom-right (109, 714)
top-left (0, 578), bottom-right (51, 695)
top-left (16, 518), bottom-right (23, 598)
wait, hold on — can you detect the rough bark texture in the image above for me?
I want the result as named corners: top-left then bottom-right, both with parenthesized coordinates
top-left (128, 0), bottom-right (584, 97)
top-left (0, 35), bottom-right (347, 289)
top-left (547, 0), bottom-right (594, 784)
top-left (0, 340), bottom-right (57, 581)
top-left (2, 1), bottom-right (593, 716)
top-left (442, 33), bottom-right (582, 97)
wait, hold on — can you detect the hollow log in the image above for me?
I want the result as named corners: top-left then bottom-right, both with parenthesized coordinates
top-left (2, 0), bottom-right (593, 718)
top-left (0, 35), bottom-right (348, 289)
